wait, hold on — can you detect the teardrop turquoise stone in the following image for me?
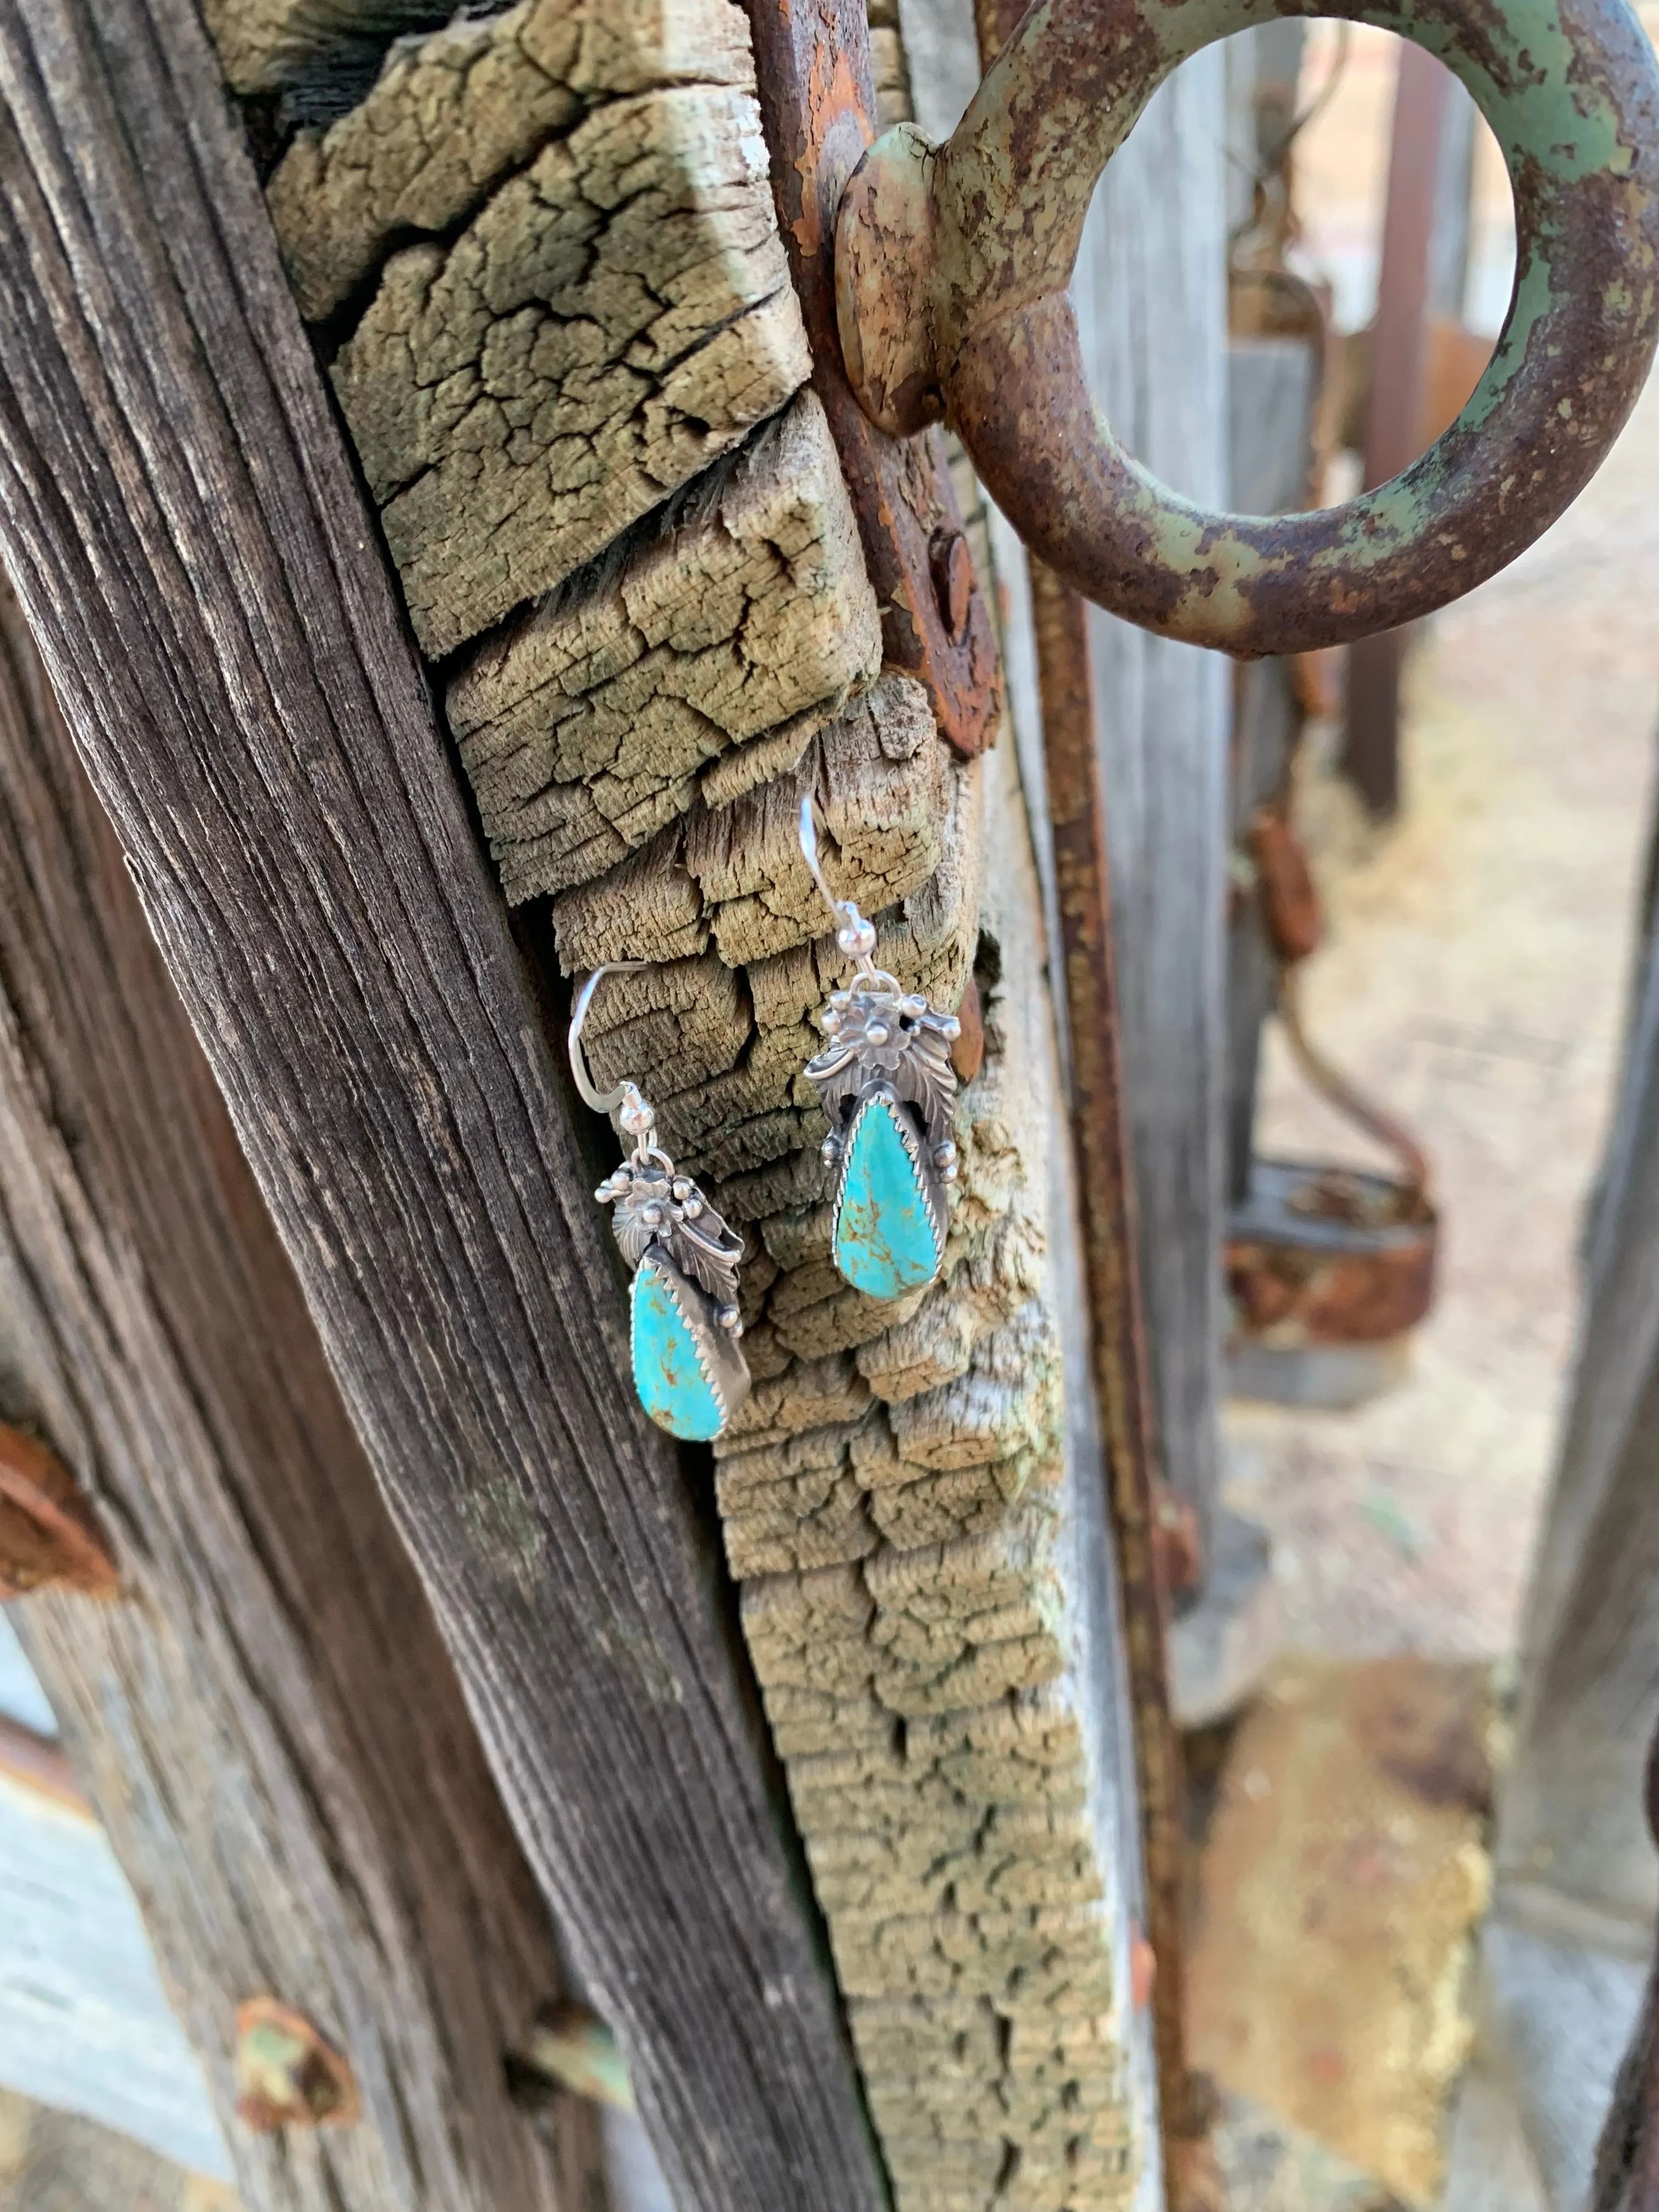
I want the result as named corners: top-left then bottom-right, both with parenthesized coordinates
top-left (833, 1095), bottom-right (941, 1297)
top-left (631, 1259), bottom-right (726, 1441)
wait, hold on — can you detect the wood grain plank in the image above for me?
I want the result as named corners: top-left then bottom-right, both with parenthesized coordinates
top-left (1073, 62), bottom-right (1231, 1567)
top-left (0, 574), bottom-right (601, 2210)
top-left (0, 5), bottom-right (886, 2208)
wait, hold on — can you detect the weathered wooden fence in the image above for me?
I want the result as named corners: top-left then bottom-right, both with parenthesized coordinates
top-left (0, 0), bottom-right (1164, 2204)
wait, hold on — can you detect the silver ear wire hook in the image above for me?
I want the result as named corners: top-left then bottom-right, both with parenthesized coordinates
top-left (569, 962), bottom-right (660, 1153)
top-left (799, 794), bottom-right (885, 985)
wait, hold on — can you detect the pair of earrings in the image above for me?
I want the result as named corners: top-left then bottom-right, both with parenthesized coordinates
top-left (568, 799), bottom-right (962, 1442)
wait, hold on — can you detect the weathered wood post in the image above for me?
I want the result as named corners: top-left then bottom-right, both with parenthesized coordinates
top-left (1481, 893), bottom-right (1659, 2208)
top-left (0, 5), bottom-right (890, 2205)
top-left (1071, 55), bottom-right (1237, 1724)
top-left (0, 574), bottom-right (615, 2211)
top-left (0, 0), bottom-right (1166, 2203)
top-left (0, 0), bottom-right (1653, 2207)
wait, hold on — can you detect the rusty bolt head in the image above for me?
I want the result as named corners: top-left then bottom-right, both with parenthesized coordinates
top-left (929, 530), bottom-right (975, 645)
top-left (0, 1425), bottom-right (119, 1601)
top-left (234, 1999), bottom-right (359, 2131)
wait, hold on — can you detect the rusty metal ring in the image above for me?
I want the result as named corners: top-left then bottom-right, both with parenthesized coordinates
top-left (836, 0), bottom-right (1659, 656)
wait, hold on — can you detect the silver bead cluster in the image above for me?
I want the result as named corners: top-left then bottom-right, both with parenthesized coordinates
top-left (617, 1081), bottom-right (656, 1144)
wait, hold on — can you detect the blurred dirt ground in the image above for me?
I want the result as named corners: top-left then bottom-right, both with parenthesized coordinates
top-left (1197, 31), bottom-right (1659, 2212)
top-left (1226, 355), bottom-right (1659, 1666)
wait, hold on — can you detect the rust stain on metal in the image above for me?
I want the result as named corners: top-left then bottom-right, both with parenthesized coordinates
top-left (0, 1423), bottom-right (119, 1601)
top-left (1227, 1222), bottom-right (1437, 1346)
top-left (742, 0), bottom-right (1000, 755)
top-left (930, 527), bottom-right (975, 642)
top-left (838, 0), bottom-right (1659, 658)
top-left (234, 1998), bottom-right (360, 2131)
top-left (949, 971), bottom-right (986, 1085)
top-left (1250, 810), bottom-right (1322, 966)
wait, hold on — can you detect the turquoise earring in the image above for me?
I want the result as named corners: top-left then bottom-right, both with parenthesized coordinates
top-left (799, 797), bottom-right (960, 1297)
top-left (570, 965), bottom-right (750, 1441)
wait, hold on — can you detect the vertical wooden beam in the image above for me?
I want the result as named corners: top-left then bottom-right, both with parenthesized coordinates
top-left (1026, 562), bottom-right (1194, 2207)
top-left (1481, 898), bottom-right (1659, 2207)
top-left (0, 575), bottom-right (606, 2210)
top-left (0, 3), bottom-right (887, 2207)
top-left (1070, 59), bottom-right (1232, 1587)
top-left (967, 2), bottom-right (1197, 2194)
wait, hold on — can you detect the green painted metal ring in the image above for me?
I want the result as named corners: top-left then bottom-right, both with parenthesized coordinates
top-left (867, 0), bottom-right (1659, 654)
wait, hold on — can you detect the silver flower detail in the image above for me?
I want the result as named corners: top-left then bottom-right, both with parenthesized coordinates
top-left (804, 983), bottom-right (960, 1175)
top-left (595, 1160), bottom-right (744, 1331)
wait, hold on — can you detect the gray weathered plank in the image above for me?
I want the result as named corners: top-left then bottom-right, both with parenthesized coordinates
top-left (0, 1772), bottom-right (229, 2182)
top-left (1224, 336), bottom-right (1316, 1199)
top-left (1072, 65), bottom-right (1231, 1567)
top-left (1480, 902), bottom-right (1659, 2207)
top-left (0, 4), bottom-right (887, 2209)
top-left (0, 577), bottom-right (602, 2209)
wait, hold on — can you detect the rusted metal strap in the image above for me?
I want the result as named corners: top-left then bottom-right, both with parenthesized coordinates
top-left (1276, 967), bottom-right (1431, 1209)
top-left (742, 0), bottom-right (1000, 757)
top-left (1025, 556), bottom-right (1201, 2202)
top-left (838, 0), bottom-right (1659, 659)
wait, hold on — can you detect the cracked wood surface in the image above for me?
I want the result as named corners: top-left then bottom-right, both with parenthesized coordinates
top-left (319, 0), bottom-right (810, 657)
top-left (268, 0), bottom-right (754, 321)
top-left (558, 680), bottom-right (1139, 2209)
top-left (0, 579), bottom-right (602, 2212)
top-left (726, 754), bottom-right (1141, 2211)
top-left (550, 674), bottom-right (945, 968)
top-left (0, 3), bottom-right (890, 2209)
top-left (449, 391), bottom-right (881, 901)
